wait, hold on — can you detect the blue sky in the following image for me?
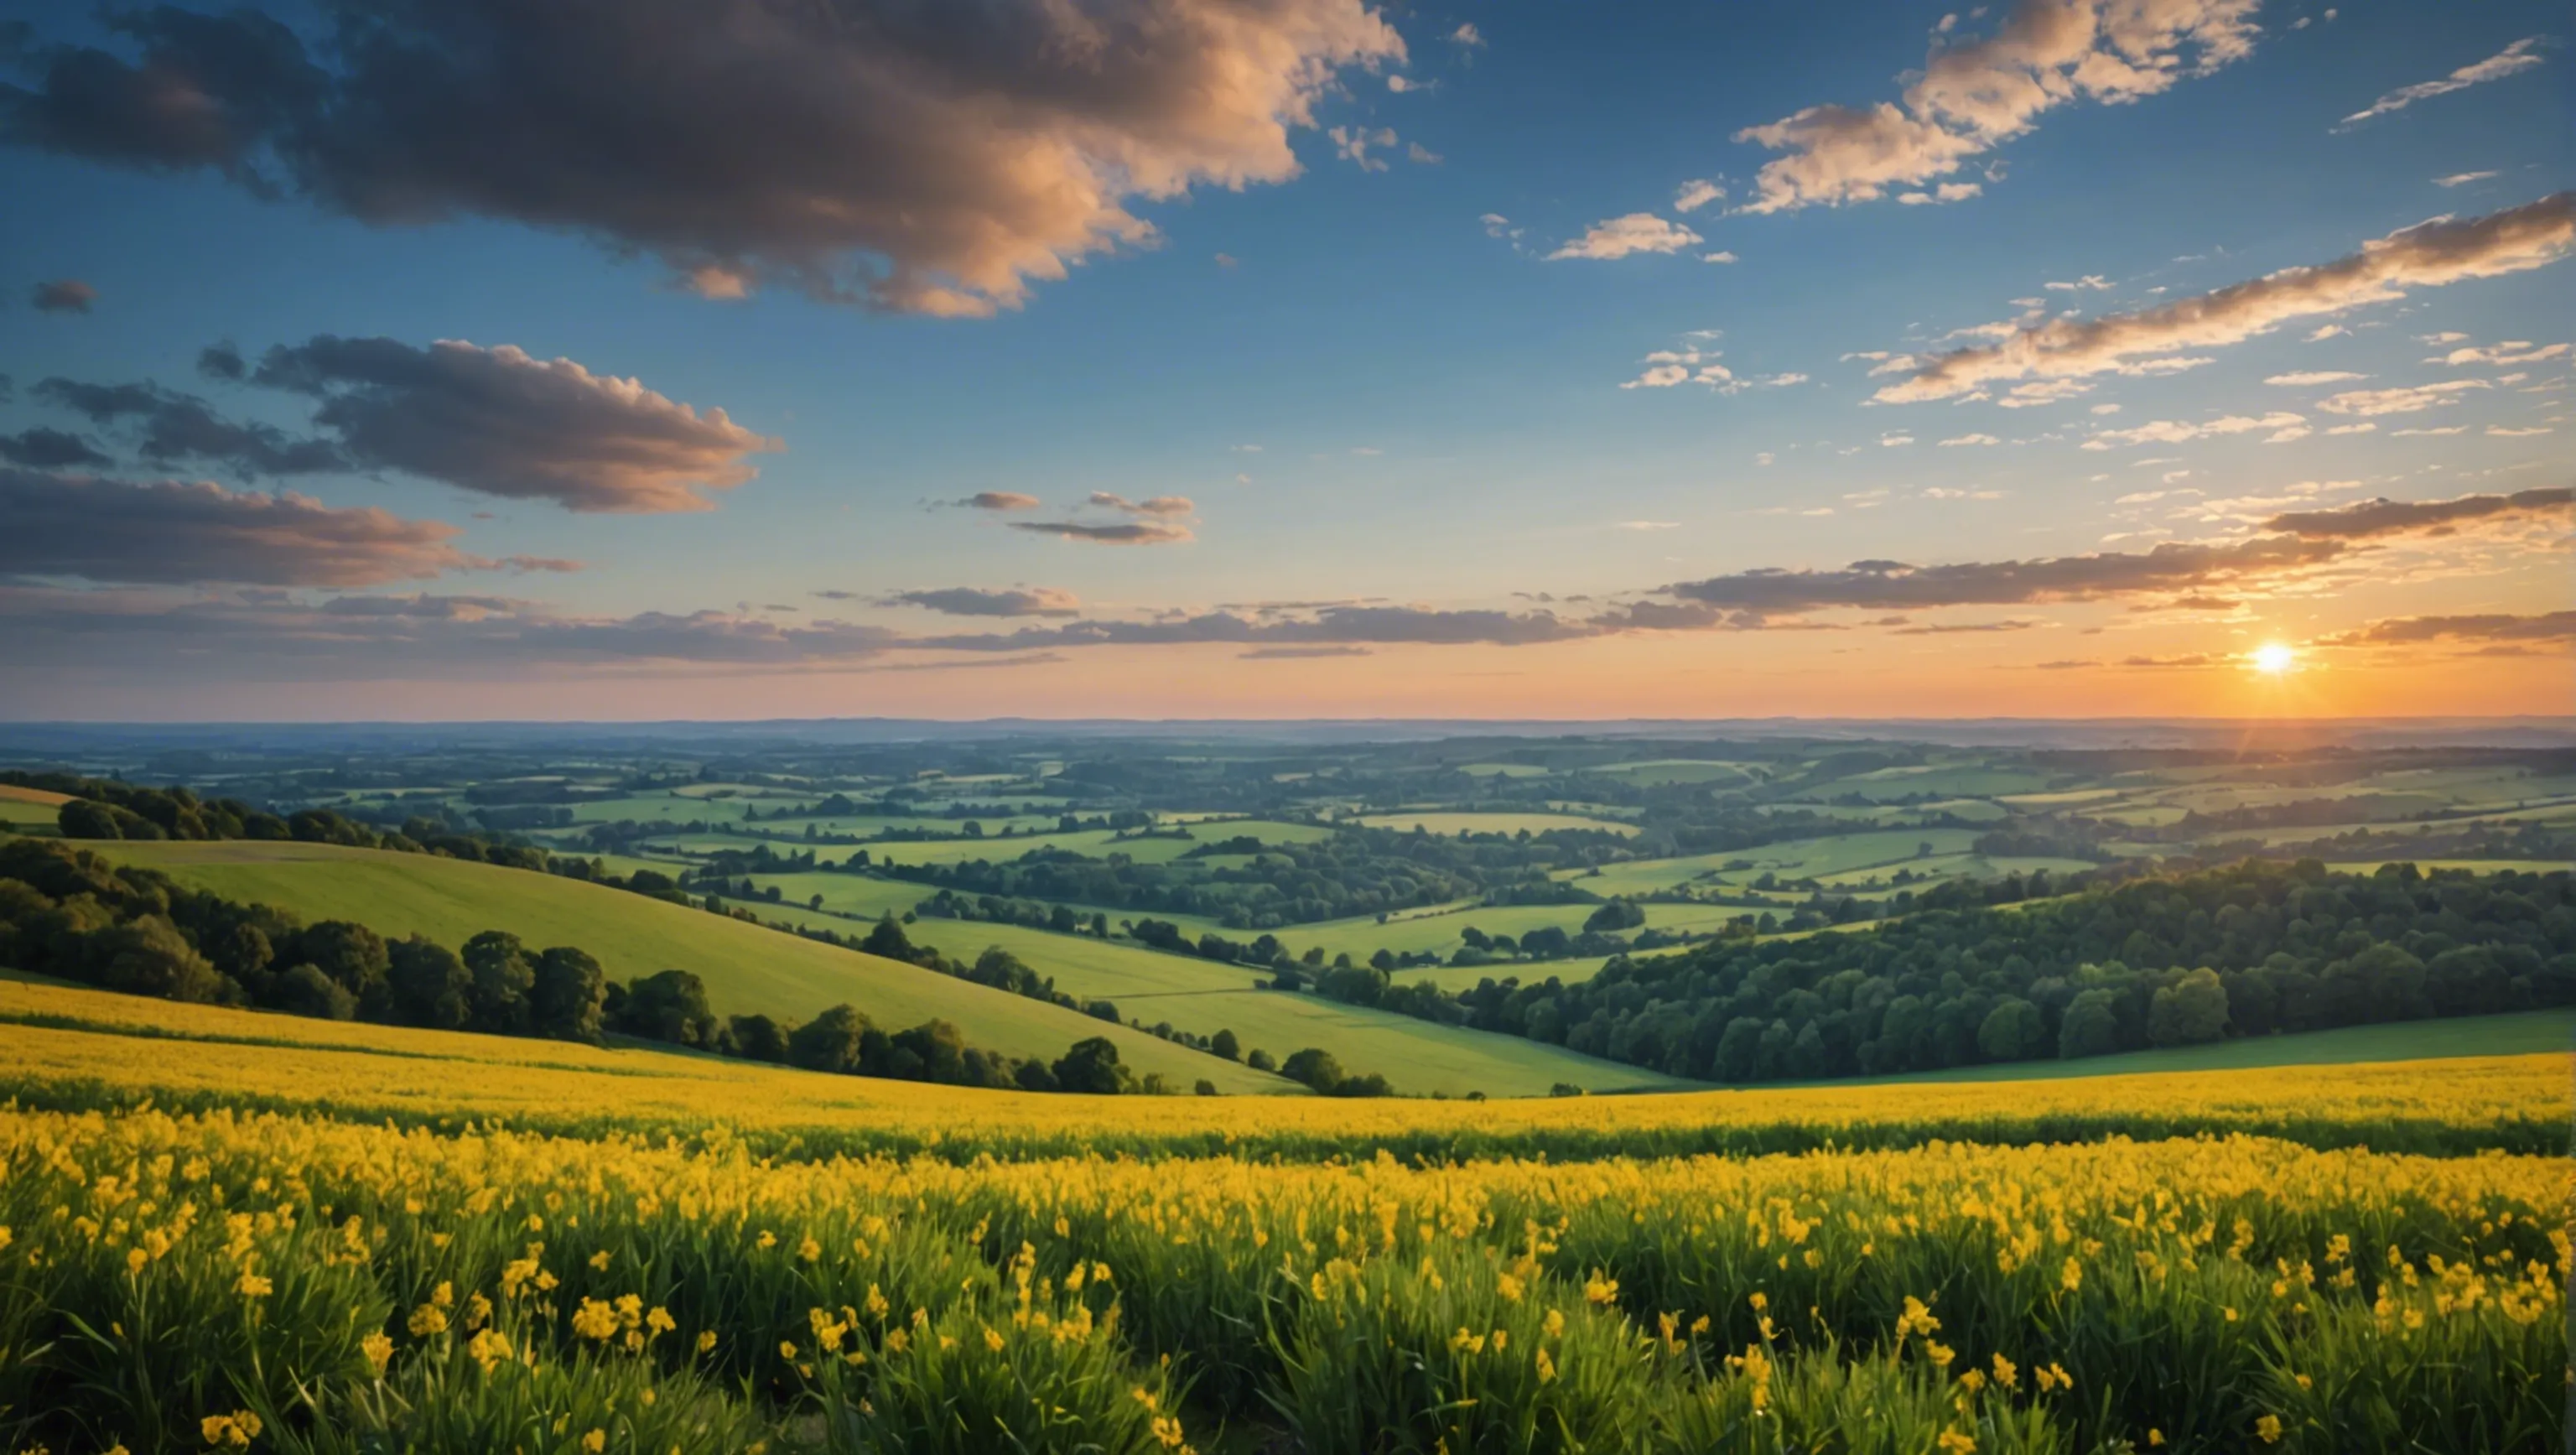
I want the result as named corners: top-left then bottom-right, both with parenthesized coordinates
top-left (0, 0), bottom-right (2566, 719)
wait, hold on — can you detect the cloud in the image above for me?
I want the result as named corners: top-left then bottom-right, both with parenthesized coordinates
top-left (252, 336), bottom-right (779, 512)
top-left (1674, 179), bottom-right (1725, 213)
top-left (2433, 170), bottom-right (2501, 189)
top-left (2116, 653), bottom-right (2219, 668)
top-left (2488, 424), bottom-right (2553, 437)
top-left (29, 278), bottom-right (96, 314)
top-left (1086, 491), bottom-right (1193, 516)
top-left (950, 491), bottom-right (1041, 512)
top-left (1448, 23), bottom-right (1483, 48)
top-left (1875, 192), bottom-right (2576, 403)
top-left (1406, 142), bottom-right (1441, 164)
top-left (1939, 433), bottom-right (2002, 446)
top-left (2313, 379), bottom-right (2489, 416)
top-left (1732, 0), bottom-right (2259, 215)
top-left (0, 467), bottom-right (502, 585)
top-left (2046, 274), bottom-right (2113, 292)
top-left (33, 377), bottom-right (346, 475)
top-left (1897, 181), bottom-right (1982, 205)
top-left (0, 427), bottom-right (111, 469)
top-left (0, 0), bottom-right (1402, 317)
top-left (2260, 486), bottom-right (2573, 540)
top-left (1547, 213), bottom-right (1701, 261)
top-left (1702, 250), bottom-right (1739, 264)
top-left (1891, 618), bottom-right (2041, 634)
top-left (2339, 37), bottom-right (2547, 128)
top-left (1240, 644), bottom-right (1372, 659)
top-left (2264, 370), bottom-right (2367, 386)
top-left (2428, 340), bottom-right (2569, 365)
top-left (1615, 520), bottom-right (1680, 531)
top-left (881, 586), bottom-right (1082, 618)
top-left (1329, 125), bottom-right (1397, 172)
top-left (1010, 520), bottom-right (1194, 545)
top-left (196, 343), bottom-right (247, 381)
top-left (2319, 611), bottom-right (2576, 647)
top-left (2082, 411), bottom-right (2308, 448)
top-left (1663, 535), bottom-right (2347, 614)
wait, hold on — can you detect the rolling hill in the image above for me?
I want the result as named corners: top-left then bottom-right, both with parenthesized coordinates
top-left (91, 840), bottom-right (1288, 1094)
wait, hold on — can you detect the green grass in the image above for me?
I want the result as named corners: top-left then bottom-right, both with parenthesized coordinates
top-left (0, 787), bottom-right (65, 834)
top-left (91, 840), bottom-right (1286, 1094)
top-left (735, 894), bottom-right (1689, 1097)
top-left (1350, 811), bottom-right (1639, 837)
top-left (1856, 1009), bottom-right (2576, 1084)
top-left (1577, 760), bottom-right (1758, 787)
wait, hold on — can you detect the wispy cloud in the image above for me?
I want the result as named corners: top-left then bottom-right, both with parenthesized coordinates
top-left (1876, 193), bottom-right (2576, 403)
top-left (1548, 214), bottom-right (1702, 261)
top-left (2339, 37), bottom-right (2547, 128)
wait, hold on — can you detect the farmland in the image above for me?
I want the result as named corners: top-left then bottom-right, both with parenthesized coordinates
top-left (1, 722), bottom-right (2570, 1452)
top-left (0, 974), bottom-right (2563, 1453)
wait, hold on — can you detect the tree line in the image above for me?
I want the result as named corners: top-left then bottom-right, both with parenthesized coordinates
top-left (0, 839), bottom-right (1160, 1096)
top-left (1332, 860), bottom-right (2575, 1083)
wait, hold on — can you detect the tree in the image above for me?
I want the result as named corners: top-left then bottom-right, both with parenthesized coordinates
top-left (2148, 968), bottom-right (2229, 1047)
top-left (619, 969), bottom-right (718, 1047)
top-left (387, 934), bottom-right (473, 1030)
top-left (2058, 989), bottom-right (2122, 1059)
top-left (57, 801), bottom-right (122, 839)
top-left (1712, 1016), bottom-right (1766, 1083)
top-left (1245, 1049), bottom-right (1277, 1073)
top-left (1280, 1047), bottom-right (1344, 1094)
top-left (297, 922), bottom-right (390, 1008)
top-left (1052, 1036), bottom-right (1131, 1094)
top-left (530, 945), bottom-right (606, 1042)
top-left (789, 1004), bottom-right (871, 1074)
top-left (728, 1013), bottom-right (791, 1063)
top-left (1209, 1028), bottom-right (1241, 1062)
top-left (95, 916), bottom-right (225, 1002)
top-left (274, 962), bottom-right (357, 1021)
top-left (1976, 998), bottom-right (2046, 1062)
top-left (1583, 900), bottom-right (1645, 934)
top-left (861, 915), bottom-right (919, 962)
top-left (462, 930), bottom-right (534, 1035)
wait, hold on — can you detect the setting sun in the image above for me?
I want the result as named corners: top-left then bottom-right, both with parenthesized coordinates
top-left (2251, 642), bottom-right (2298, 676)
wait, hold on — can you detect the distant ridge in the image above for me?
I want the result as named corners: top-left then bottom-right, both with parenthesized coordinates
top-left (0, 716), bottom-right (2570, 756)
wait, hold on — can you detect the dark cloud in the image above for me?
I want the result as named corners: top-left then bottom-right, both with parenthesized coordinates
top-left (1010, 520), bottom-right (1195, 545)
top-left (882, 586), bottom-right (1080, 618)
top-left (2117, 653), bottom-right (2220, 668)
top-left (1891, 618), bottom-right (2042, 636)
top-left (252, 335), bottom-right (778, 512)
top-left (0, 0), bottom-right (1402, 315)
top-left (0, 467), bottom-right (478, 585)
top-left (29, 278), bottom-right (96, 313)
top-left (34, 377), bottom-right (345, 475)
top-left (2031, 659), bottom-right (2097, 670)
top-left (0, 586), bottom-right (904, 676)
top-left (1241, 645), bottom-right (1372, 659)
top-left (1665, 537), bottom-right (2347, 614)
top-left (0, 427), bottom-right (111, 468)
top-left (2319, 611), bottom-right (2576, 647)
top-left (948, 491), bottom-right (1041, 512)
top-left (2261, 487), bottom-right (2574, 541)
top-left (197, 342), bottom-right (247, 381)
top-left (920, 602), bottom-right (1597, 652)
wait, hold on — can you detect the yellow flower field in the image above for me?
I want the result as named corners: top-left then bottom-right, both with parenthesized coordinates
top-left (0, 977), bottom-right (2564, 1452)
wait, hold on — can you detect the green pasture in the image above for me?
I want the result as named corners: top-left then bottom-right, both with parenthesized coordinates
top-left (89, 840), bottom-right (1283, 1093)
top-left (1350, 811), bottom-right (1640, 837)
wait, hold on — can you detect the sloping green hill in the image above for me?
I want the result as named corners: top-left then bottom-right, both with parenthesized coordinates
top-left (93, 841), bottom-right (1287, 1094)
top-left (740, 889), bottom-right (1693, 1098)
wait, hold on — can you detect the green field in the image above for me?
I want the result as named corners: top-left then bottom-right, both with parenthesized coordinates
top-left (93, 840), bottom-right (1287, 1094)
top-left (0, 785), bottom-right (66, 833)
top-left (1579, 759), bottom-right (1759, 786)
top-left (1352, 810), bottom-right (1639, 837)
top-left (730, 891), bottom-right (1688, 1097)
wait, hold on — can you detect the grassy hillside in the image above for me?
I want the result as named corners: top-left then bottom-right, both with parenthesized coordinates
top-left (91, 840), bottom-right (1286, 1094)
top-left (733, 896), bottom-right (1688, 1097)
top-left (0, 785), bottom-right (67, 834)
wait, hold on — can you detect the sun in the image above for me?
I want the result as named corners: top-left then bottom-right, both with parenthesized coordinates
top-left (2250, 642), bottom-right (2297, 676)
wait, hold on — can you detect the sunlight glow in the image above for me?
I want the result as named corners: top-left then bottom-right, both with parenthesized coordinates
top-left (2251, 642), bottom-right (2298, 676)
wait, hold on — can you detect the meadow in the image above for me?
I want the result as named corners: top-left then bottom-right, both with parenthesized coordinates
top-left (86, 839), bottom-right (1284, 1094)
top-left (0, 975), bottom-right (2562, 1454)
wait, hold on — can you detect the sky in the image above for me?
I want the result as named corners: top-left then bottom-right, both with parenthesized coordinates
top-left (0, 0), bottom-right (2568, 722)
